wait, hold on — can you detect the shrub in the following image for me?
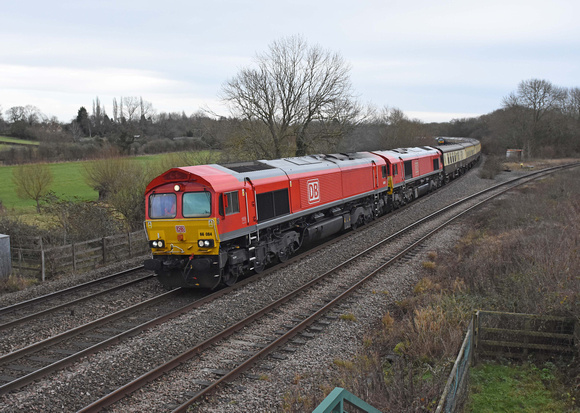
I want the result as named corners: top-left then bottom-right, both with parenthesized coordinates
top-left (478, 155), bottom-right (503, 179)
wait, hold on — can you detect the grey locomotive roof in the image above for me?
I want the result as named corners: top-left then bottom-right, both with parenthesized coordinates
top-left (215, 152), bottom-right (380, 183)
top-left (374, 146), bottom-right (440, 160)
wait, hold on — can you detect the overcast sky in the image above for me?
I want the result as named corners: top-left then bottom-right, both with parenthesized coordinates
top-left (1, 0), bottom-right (579, 124)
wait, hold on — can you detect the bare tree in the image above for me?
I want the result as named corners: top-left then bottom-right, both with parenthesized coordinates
top-left (222, 35), bottom-right (361, 158)
top-left (565, 87), bottom-right (580, 120)
top-left (112, 98), bottom-right (119, 122)
top-left (70, 121), bottom-right (83, 143)
top-left (376, 106), bottom-right (429, 149)
top-left (123, 97), bottom-right (140, 122)
top-left (92, 96), bottom-right (106, 135)
top-left (6, 105), bottom-right (44, 125)
top-left (83, 147), bottom-right (127, 200)
top-left (502, 79), bottom-right (566, 156)
top-left (12, 163), bottom-right (54, 212)
top-left (139, 97), bottom-right (154, 120)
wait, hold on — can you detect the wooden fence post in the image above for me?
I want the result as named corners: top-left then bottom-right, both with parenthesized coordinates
top-left (72, 242), bottom-right (77, 271)
top-left (523, 317), bottom-right (531, 357)
top-left (40, 238), bottom-right (45, 282)
top-left (474, 310), bottom-right (480, 365)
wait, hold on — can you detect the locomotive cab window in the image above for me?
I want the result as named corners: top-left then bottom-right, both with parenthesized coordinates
top-left (149, 193), bottom-right (177, 219)
top-left (219, 191), bottom-right (240, 216)
top-left (381, 165), bottom-right (387, 178)
top-left (182, 192), bottom-right (211, 217)
top-left (393, 164), bottom-right (398, 175)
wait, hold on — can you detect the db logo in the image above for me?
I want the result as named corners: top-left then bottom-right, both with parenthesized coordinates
top-left (307, 179), bottom-right (320, 204)
top-left (175, 225), bottom-right (186, 233)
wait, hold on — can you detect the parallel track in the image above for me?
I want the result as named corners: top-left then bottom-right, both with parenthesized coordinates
top-left (0, 266), bottom-right (150, 331)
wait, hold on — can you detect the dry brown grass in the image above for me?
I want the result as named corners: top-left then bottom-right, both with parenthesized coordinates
top-left (0, 275), bottom-right (39, 293)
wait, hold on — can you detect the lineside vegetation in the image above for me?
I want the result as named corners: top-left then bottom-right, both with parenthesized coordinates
top-left (283, 164), bottom-right (580, 412)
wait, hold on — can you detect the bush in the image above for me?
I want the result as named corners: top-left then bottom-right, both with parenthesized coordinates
top-left (40, 193), bottom-right (124, 244)
top-left (478, 155), bottom-right (503, 179)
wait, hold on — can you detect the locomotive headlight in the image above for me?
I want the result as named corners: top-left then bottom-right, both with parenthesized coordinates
top-left (174, 184), bottom-right (181, 192)
top-left (149, 240), bottom-right (165, 248)
top-left (197, 239), bottom-right (214, 248)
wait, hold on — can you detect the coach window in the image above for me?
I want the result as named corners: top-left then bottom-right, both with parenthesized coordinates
top-left (183, 192), bottom-right (211, 217)
top-left (225, 191), bottom-right (240, 215)
top-left (149, 193), bottom-right (176, 219)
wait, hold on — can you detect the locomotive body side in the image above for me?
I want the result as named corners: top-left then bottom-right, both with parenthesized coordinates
top-left (144, 139), bottom-right (480, 289)
top-left (371, 146), bottom-right (443, 206)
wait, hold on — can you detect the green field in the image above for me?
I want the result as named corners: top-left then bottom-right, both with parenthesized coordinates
top-left (0, 136), bottom-right (40, 146)
top-left (0, 154), bottom-right (166, 213)
top-left (0, 151), bottom-right (218, 214)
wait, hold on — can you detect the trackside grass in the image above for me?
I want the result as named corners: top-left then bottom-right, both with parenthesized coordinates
top-left (466, 362), bottom-right (571, 412)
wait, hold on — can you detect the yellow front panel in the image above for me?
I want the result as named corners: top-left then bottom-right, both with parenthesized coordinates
top-left (145, 218), bottom-right (220, 255)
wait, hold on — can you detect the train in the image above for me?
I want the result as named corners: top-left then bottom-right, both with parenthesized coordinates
top-left (143, 137), bottom-right (481, 289)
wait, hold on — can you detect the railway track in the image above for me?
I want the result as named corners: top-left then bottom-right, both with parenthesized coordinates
top-left (0, 287), bottom-right (199, 394)
top-left (77, 163), bottom-right (578, 412)
top-left (0, 267), bottom-right (151, 331)
top-left (0, 267), bottom-right (167, 358)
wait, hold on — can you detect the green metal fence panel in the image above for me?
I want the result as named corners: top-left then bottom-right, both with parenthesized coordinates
top-left (436, 317), bottom-right (474, 413)
top-left (313, 387), bottom-right (382, 413)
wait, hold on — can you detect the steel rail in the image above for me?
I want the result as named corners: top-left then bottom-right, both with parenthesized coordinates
top-left (79, 163), bottom-right (579, 412)
top-left (0, 274), bottom-right (153, 331)
top-left (0, 266), bottom-right (145, 317)
top-left (0, 260), bottom-right (284, 396)
top-left (0, 287), bottom-right (180, 395)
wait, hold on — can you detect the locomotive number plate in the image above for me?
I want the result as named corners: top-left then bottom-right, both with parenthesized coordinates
top-left (175, 225), bottom-right (186, 233)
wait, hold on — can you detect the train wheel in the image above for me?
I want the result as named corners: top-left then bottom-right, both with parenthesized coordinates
top-left (221, 269), bottom-right (238, 287)
top-left (278, 245), bottom-right (294, 263)
top-left (351, 216), bottom-right (361, 230)
top-left (253, 260), bottom-right (265, 273)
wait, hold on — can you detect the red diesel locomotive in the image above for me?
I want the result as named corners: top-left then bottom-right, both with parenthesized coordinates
top-left (144, 138), bottom-right (480, 289)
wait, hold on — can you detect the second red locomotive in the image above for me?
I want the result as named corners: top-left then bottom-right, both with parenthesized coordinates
top-left (144, 138), bottom-right (480, 289)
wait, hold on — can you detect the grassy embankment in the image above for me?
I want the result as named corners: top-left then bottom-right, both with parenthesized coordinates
top-left (283, 158), bottom-right (579, 412)
top-left (0, 135), bottom-right (40, 152)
